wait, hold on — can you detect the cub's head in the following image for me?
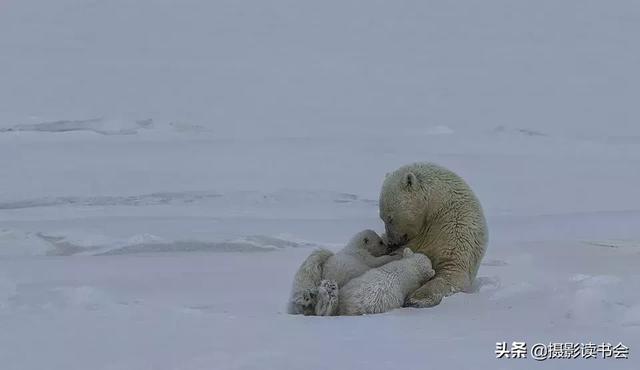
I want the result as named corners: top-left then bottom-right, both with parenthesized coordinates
top-left (402, 248), bottom-right (435, 280)
top-left (349, 229), bottom-right (387, 257)
top-left (379, 166), bottom-right (429, 247)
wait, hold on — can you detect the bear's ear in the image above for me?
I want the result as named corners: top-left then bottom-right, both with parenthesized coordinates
top-left (402, 248), bottom-right (414, 257)
top-left (404, 172), bottom-right (417, 189)
top-left (385, 172), bottom-right (390, 179)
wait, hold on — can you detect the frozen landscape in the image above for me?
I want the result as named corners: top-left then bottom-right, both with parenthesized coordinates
top-left (1, 1), bottom-right (639, 369)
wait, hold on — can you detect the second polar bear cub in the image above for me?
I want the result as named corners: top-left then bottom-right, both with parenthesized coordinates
top-left (322, 229), bottom-right (397, 287)
top-left (338, 248), bottom-right (435, 315)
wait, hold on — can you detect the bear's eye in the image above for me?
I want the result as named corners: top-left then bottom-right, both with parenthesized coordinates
top-left (363, 237), bottom-right (369, 244)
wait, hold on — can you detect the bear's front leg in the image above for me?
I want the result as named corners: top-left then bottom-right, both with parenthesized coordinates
top-left (404, 269), bottom-right (469, 308)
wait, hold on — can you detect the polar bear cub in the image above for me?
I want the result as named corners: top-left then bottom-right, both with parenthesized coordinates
top-left (322, 229), bottom-right (397, 287)
top-left (288, 229), bottom-right (399, 315)
top-left (338, 248), bottom-right (435, 316)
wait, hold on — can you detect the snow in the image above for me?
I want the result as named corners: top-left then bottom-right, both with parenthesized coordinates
top-left (1, 0), bottom-right (639, 369)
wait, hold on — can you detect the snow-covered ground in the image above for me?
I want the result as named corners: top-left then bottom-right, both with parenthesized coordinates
top-left (1, 1), bottom-right (639, 369)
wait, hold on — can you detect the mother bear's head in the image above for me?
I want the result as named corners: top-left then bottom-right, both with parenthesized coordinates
top-left (379, 164), bottom-right (431, 248)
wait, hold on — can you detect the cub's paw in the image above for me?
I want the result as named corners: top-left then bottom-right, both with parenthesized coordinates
top-left (315, 280), bottom-right (339, 316)
top-left (319, 279), bottom-right (338, 297)
top-left (292, 288), bottom-right (318, 315)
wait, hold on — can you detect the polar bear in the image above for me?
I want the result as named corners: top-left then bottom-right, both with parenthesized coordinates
top-left (338, 248), bottom-right (435, 315)
top-left (287, 229), bottom-right (400, 315)
top-left (287, 248), bottom-right (333, 315)
top-left (379, 162), bottom-right (488, 307)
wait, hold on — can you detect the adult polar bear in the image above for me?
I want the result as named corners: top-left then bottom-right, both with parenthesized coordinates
top-left (380, 162), bottom-right (488, 307)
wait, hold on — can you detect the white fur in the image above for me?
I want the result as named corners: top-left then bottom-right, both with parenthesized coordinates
top-left (287, 229), bottom-right (399, 315)
top-left (338, 248), bottom-right (435, 315)
top-left (314, 280), bottom-right (338, 316)
top-left (287, 248), bottom-right (333, 315)
top-left (380, 162), bottom-right (488, 307)
top-left (322, 230), bottom-right (395, 287)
